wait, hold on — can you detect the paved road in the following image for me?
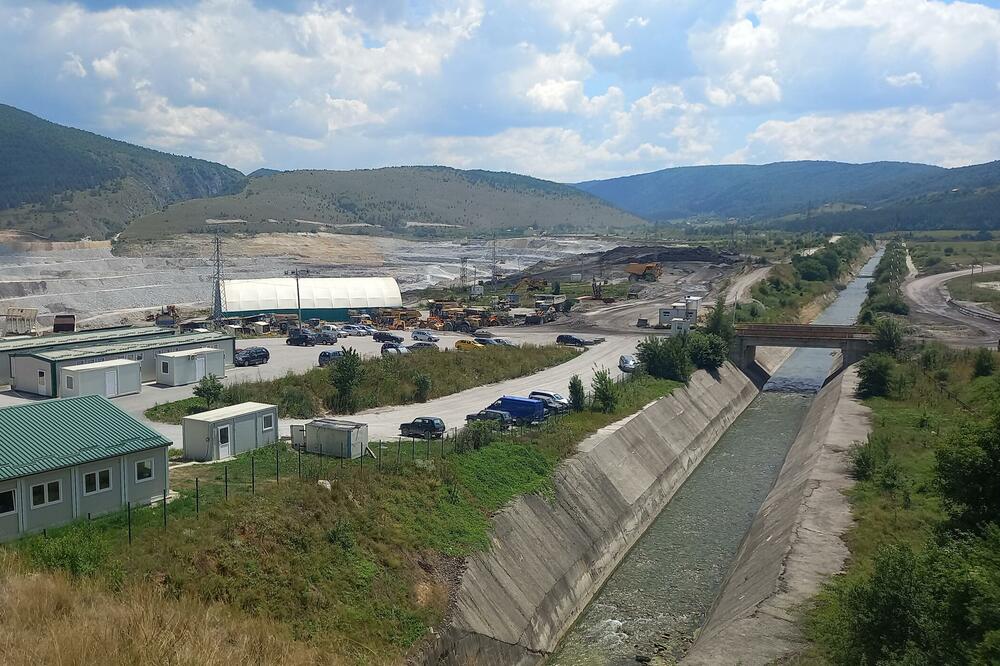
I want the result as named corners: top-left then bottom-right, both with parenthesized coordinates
top-left (903, 263), bottom-right (1000, 345)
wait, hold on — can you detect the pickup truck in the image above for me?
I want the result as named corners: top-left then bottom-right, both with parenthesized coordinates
top-left (400, 417), bottom-right (446, 439)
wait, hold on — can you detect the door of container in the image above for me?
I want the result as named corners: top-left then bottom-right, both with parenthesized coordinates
top-left (105, 370), bottom-right (119, 397)
top-left (37, 370), bottom-right (46, 395)
top-left (217, 424), bottom-right (232, 459)
top-left (195, 355), bottom-right (207, 381)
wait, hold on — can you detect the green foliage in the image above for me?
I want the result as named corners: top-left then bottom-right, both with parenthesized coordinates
top-left (792, 255), bottom-right (830, 281)
top-left (704, 295), bottom-right (734, 343)
top-left (857, 353), bottom-right (896, 398)
top-left (453, 420), bottom-right (497, 454)
top-left (192, 374), bottom-right (223, 409)
top-left (329, 347), bottom-right (363, 414)
top-left (974, 348), bottom-right (997, 378)
top-left (849, 434), bottom-right (891, 482)
top-left (20, 523), bottom-right (116, 578)
top-left (551, 281), bottom-right (561, 295)
top-left (636, 335), bottom-right (692, 382)
top-left (935, 415), bottom-right (1000, 531)
top-left (591, 368), bottom-right (619, 413)
top-left (873, 316), bottom-right (905, 355)
top-left (276, 384), bottom-right (320, 418)
top-left (686, 331), bottom-right (728, 371)
top-left (860, 239), bottom-right (910, 323)
top-left (414, 373), bottom-right (432, 402)
top-left (568, 374), bottom-right (586, 412)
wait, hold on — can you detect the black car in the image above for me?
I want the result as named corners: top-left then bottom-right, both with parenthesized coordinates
top-left (400, 417), bottom-right (446, 439)
top-left (408, 341), bottom-right (439, 351)
top-left (315, 331), bottom-right (339, 345)
top-left (286, 329), bottom-right (317, 346)
top-left (465, 409), bottom-right (515, 430)
top-left (234, 346), bottom-right (270, 367)
top-left (373, 331), bottom-right (404, 343)
top-left (556, 334), bottom-right (605, 346)
top-left (318, 349), bottom-right (346, 367)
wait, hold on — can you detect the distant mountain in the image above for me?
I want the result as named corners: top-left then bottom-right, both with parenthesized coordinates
top-left (248, 168), bottom-right (282, 178)
top-left (0, 104), bottom-right (245, 240)
top-left (121, 166), bottom-right (647, 240)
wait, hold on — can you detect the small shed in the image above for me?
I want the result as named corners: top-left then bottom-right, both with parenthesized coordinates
top-left (59, 359), bottom-right (141, 398)
top-left (251, 321), bottom-right (271, 336)
top-left (292, 419), bottom-right (368, 459)
top-left (181, 402), bottom-right (278, 461)
top-left (156, 347), bottom-right (226, 386)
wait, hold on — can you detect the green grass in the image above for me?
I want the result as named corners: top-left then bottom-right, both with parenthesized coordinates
top-left (908, 239), bottom-right (1000, 273)
top-left (941, 269), bottom-right (1000, 313)
top-left (146, 344), bottom-right (579, 424)
top-left (15, 374), bottom-right (678, 663)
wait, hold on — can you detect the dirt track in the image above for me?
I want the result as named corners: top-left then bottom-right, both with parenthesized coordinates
top-left (903, 262), bottom-right (1000, 346)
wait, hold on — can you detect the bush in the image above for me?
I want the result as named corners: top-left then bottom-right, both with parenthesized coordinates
top-left (873, 317), bottom-right (904, 356)
top-left (686, 331), bottom-right (728, 370)
top-left (704, 295), bottom-right (734, 342)
top-left (849, 434), bottom-right (891, 481)
top-left (329, 347), bottom-right (363, 413)
top-left (974, 348), bottom-right (997, 378)
top-left (935, 417), bottom-right (1000, 531)
top-left (193, 374), bottom-right (223, 409)
top-left (857, 352), bottom-right (895, 398)
top-left (591, 369), bottom-right (619, 413)
top-left (277, 385), bottom-right (320, 418)
top-left (636, 336), bottom-right (692, 382)
top-left (414, 373), bottom-right (432, 402)
top-left (568, 374), bottom-right (585, 411)
top-left (454, 420), bottom-right (498, 453)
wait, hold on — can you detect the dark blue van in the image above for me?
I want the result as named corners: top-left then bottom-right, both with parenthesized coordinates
top-left (487, 396), bottom-right (546, 425)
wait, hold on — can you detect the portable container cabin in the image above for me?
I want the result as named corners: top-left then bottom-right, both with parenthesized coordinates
top-left (181, 402), bottom-right (278, 462)
top-left (0, 395), bottom-right (170, 542)
top-left (293, 419), bottom-right (368, 459)
top-left (59, 359), bottom-right (141, 398)
top-left (10, 331), bottom-right (235, 397)
top-left (155, 347), bottom-right (226, 386)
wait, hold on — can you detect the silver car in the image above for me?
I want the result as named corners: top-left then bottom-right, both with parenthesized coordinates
top-left (619, 354), bottom-right (639, 373)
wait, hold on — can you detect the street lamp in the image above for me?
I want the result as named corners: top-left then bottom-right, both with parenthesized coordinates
top-left (284, 268), bottom-right (311, 326)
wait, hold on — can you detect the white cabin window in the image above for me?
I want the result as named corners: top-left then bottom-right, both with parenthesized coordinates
top-left (65, 376), bottom-right (74, 390)
top-left (0, 489), bottom-right (14, 516)
top-left (161, 361), bottom-right (169, 374)
top-left (83, 468), bottom-right (112, 495)
top-left (135, 459), bottom-right (154, 483)
top-left (30, 480), bottom-right (61, 508)
top-left (219, 426), bottom-right (231, 445)
top-left (262, 414), bottom-right (274, 431)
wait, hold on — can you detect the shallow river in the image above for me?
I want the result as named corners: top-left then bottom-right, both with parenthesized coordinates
top-left (549, 250), bottom-right (883, 665)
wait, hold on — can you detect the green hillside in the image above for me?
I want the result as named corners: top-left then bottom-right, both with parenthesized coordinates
top-left (121, 166), bottom-right (647, 240)
top-left (0, 104), bottom-right (245, 240)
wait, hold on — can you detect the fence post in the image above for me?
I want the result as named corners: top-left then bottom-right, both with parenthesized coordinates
top-left (411, 437), bottom-right (415, 462)
top-left (378, 444), bottom-right (382, 473)
top-left (341, 440), bottom-right (345, 471)
top-left (298, 449), bottom-right (302, 480)
top-left (397, 438), bottom-right (401, 468)
top-left (162, 489), bottom-right (167, 529)
top-left (224, 466), bottom-right (229, 499)
top-left (195, 478), bottom-right (200, 516)
top-left (127, 501), bottom-right (132, 545)
top-left (251, 454), bottom-right (256, 495)
top-left (360, 445), bottom-right (364, 478)
top-left (275, 444), bottom-right (280, 483)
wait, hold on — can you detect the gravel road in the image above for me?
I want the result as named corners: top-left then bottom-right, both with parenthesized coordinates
top-left (903, 262), bottom-right (1000, 345)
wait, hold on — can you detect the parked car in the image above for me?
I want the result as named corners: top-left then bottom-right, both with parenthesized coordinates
top-left (486, 396), bottom-right (546, 425)
top-left (319, 324), bottom-right (340, 335)
top-left (358, 325), bottom-right (378, 335)
top-left (374, 331), bottom-right (405, 343)
top-left (339, 324), bottom-right (367, 336)
top-left (408, 342), bottom-right (439, 351)
top-left (492, 337), bottom-right (516, 347)
top-left (234, 346), bottom-right (270, 367)
top-left (472, 329), bottom-right (494, 338)
top-left (286, 328), bottom-right (317, 346)
top-left (455, 339), bottom-right (485, 351)
top-left (556, 334), bottom-right (605, 346)
top-left (400, 416), bottom-right (446, 439)
top-left (412, 329), bottom-right (440, 342)
top-left (465, 409), bottom-right (515, 429)
top-left (619, 354), bottom-right (639, 373)
top-left (318, 349), bottom-right (346, 367)
top-left (528, 390), bottom-right (571, 412)
top-left (381, 342), bottom-right (409, 355)
top-left (474, 337), bottom-right (503, 346)
top-left (316, 330), bottom-right (339, 345)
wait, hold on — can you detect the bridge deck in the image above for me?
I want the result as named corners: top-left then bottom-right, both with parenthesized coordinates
top-left (734, 323), bottom-right (873, 341)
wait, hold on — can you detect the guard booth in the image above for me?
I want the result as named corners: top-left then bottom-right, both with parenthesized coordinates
top-left (181, 402), bottom-right (278, 461)
top-left (156, 347), bottom-right (225, 386)
top-left (59, 359), bottom-right (141, 398)
top-left (291, 419), bottom-right (368, 459)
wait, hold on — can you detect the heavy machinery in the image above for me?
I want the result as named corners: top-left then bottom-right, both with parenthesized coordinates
top-left (625, 262), bottom-right (663, 282)
top-left (515, 278), bottom-right (549, 292)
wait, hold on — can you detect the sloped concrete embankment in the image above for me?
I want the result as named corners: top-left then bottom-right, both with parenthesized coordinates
top-left (425, 363), bottom-right (758, 665)
top-left (681, 365), bottom-right (871, 666)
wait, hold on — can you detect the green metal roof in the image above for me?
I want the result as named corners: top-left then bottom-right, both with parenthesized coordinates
top-left (0, 326), bottom-right (168, 353)
top-left (18, 331), bottom-right (234, 362)
top-left (0, 395), bottom-right (170, 481)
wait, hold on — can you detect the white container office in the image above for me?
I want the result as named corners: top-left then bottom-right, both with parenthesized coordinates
top-left (58, 359), bottom-right (141, 398)
top-left (295, 419), bottom-right (369, 459)
top-left (156, 347), bottom-right (226, 386)
top-left (181, 402), bottom-right (278, 462)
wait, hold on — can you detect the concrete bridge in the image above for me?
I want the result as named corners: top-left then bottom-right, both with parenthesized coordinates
top-left (730, 323), bottom-right (876, 385)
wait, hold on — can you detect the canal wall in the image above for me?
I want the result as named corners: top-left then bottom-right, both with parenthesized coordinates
top-left (424, 363), bottom-right (758, 665)
top-left (681, 364), bottom-right (871, 665)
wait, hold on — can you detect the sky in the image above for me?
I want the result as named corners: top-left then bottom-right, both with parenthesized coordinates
top-left (1, 0), bottom-right (999, 181)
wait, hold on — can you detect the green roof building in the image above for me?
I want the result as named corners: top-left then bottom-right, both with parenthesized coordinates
top-left (0, 395), bottom-right (171, 541)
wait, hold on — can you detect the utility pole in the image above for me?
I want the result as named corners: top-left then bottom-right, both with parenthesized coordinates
top-left (284, 268), bottom-right (311, 326)
top-left (460, 257), bottom-right (468, 291)
top-left (491, 233), bottom-right (501, 295)
top-left (211, 234), bottom-right (226, 324)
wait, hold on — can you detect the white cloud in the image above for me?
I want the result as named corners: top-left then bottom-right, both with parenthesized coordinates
top-left (625, 16), bottom-right (649, 29)
top-left (91, 49), bottom-right (122, 79)
top-left (588, 32), bottom-right (630, 57)
top-left (59, 51), bottom-right (86, 78)
top-left (885, 71), bottom-right (924, 88)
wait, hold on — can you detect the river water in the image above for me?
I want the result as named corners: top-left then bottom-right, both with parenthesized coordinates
top-left (549, 250), bottom-right (883, 665)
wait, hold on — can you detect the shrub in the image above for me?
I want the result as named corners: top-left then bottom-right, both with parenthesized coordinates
top-left (849, 434), bottom-right (891, 481)
top-left (857, 352), bottom-right (895, 398)
top-left (568, 374), bottom-right (585, 411)
top-left (329, 347), bottom-right (363, 414)
top-left (591, 369), bottom-right (619, 413)
top-left (277, 385), bottom-right (320, 418)
top-left (686, 331), bottom-right (728, 370)
top-left (454, 420), bottom-right (498, 453)
top-left (193, 374), bottom-right (223, 409)
top-left (636, 336), bottom-right (692, 382)
top-left (974, 348), bottom-right (997, 378)
top-left (704, 295), bottom-right (734, 342)
top-left (873, 317), bottom-right (904, 356)
top-left (935, 417), bottom-right (1000, 531)
top-left (414, 373), bottom-right (432, 402)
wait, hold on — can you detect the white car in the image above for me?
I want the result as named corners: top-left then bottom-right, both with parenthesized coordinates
top-left (339, 325), bottom-right (367, 336)
top-left (528, 390), bottom-right (571, 410)
top-left (492, 337), bottom-right (516, 347)
top-left (412, 329), bottom-right (440, 342)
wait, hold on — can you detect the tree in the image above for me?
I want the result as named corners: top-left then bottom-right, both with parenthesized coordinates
top-left (973, 347), bottom-right (997, 378)
top-left (329, 347), bottom-right (363, 413)
top-left (568, 374), bottom-right (586, 412)
top-left (551, 281), bottom-right (561, 295)
top-left (686, 331), bottom-right (728, 370)
top-left (935, 415), bottom-right (1000, 530)
top-left (414, 373), bottom-right (432, 402)
top-left (591, 369), bottom-right (619, 413)
top-left (636, 335), bottom-right (692, 382)
top-left (704, 295), bottom-right (734, 343)
top-left (857, 352), bottom-right (895, 398)
top-left (873, 316), bottom-right (904, 356)
top-left (193, 374), bottom-right (223, 409)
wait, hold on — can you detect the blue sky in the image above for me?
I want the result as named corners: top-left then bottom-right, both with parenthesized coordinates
top-left (1, 0), bottom-right (998, 180)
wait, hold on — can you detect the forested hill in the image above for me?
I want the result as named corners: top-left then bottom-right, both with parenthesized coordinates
top-left (0, 104), bottom-right (245, 239)
top-left (576, 160), bottom-right (1000, 231)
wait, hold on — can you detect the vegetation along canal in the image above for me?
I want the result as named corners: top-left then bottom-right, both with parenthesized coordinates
top-left (550, 250), bottom-right (884, 665)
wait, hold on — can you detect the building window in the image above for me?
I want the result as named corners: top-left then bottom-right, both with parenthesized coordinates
top-left (262, 413), bottom-right (274, 431)
top-left (135, 459), bottom-right (154, 483)
top-left (83, 468), bottom-right (112, 495)
top-left (0, 489), bottom-right (14, 516)
top-left (161, 361), bottom-right (169, 374)
top-left (66, 376), bottom-right (74, 390)
top-left (219, 426), bottom-right (230, 446)
top-left (37, 370), bottom-right (45, 379)
top-left (30, 480), bottom-right (61, 508)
